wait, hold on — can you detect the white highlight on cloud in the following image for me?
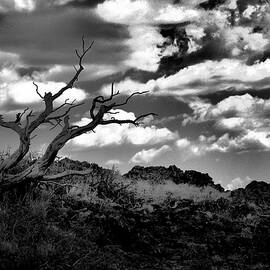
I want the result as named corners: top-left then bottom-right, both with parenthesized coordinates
top-left (14, 0), bottom-right (35, 11)
top-left (155, 5), bottom-right (200, 23)
top-left (176, 138), bottom-right (191, 149)
top-left (105, 159), bottom-right (122, 166)
top-left (35, 64), bottom-right (121, 83)
top-left (130, 145), bottom-right (171, 164)
top-left (243, 5), bottom-right (257, 19)
top-left (7, 81), bottom-right (86, 105)
top-left (226, 176), bottom-right (252, 190)
top-left (100, 59), bottom-right (270, 98)
top-left (96, 0), bottom-right (202, 25)
top-left (96, 0), bottom-right (150, 25)
top-left (71, 109), bottom-right (178, 148)
top-left (124, 26), bottom-right (166, 72)
top-left (186, 25), bottom-right (205, 40)
top-left (224, 26), bottom-right (268, 53)
top-left (0, 64), bottom-right (87, 107)
top-left (181, 129), bottom-right (270, 156)
top-left (181, 93), bottom-right (270, 156)
top-left (227, 0), bottom-right (238, 10)
top-left (184, 94), bottom-right (270, 126)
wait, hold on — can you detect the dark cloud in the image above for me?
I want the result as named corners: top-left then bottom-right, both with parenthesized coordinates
top-left (117, 69), bottom-right (157, 83)
top-left (247, 50), bottom-right (270, 65)
top-left (157, 34), bottom-right (229, 77)
top-left (64, 0), bottom-right (106, 8)
top-left (236, 0), bottom-right (264, 14)
top-left (199, 87), bottom-right (270, 105)
top-left (0, 8), bottom-right (129, 66)
top-left (16, 66), bottom-right (47, 77)
top-left (198, 0), bottom-right (227, 10)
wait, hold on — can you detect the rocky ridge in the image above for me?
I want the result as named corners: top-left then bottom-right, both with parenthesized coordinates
top-left (123, 165), bottom-right (225, 192)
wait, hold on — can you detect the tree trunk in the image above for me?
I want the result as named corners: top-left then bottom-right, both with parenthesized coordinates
top-left (0, 135), bottom-right (30, 175)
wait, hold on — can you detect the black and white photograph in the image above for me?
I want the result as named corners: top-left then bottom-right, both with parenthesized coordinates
top-left (0, 0), bottom-right (270, 269)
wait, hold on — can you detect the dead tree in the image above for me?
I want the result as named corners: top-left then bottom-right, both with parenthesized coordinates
top-left (0, 37), bottom-right (156, 194)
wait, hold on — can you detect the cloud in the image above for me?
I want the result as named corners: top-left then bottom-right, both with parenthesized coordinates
top-left (223, 26), bottom-right (268, 55)
top-left (183, 93), bottom-right (270, 127)
top-left (0, 0), bottom-right (104, 12)
top-left (0, 51), bottom-right (20, 67)
top-left (242, 5), bottom-right (257, 19)
top-left (14, 0), bottom-right (35, 11)
top-left (154, 4), bottom-right (200, 23)
top-left (130, 145), bottom-right (171, 164)
top-left (100, 59), bottom-right (270, 98)
top-left (70, 109), bottom-right (178, 148)
top-left (175, 127), bottom-right (270, 157)
top-left (0, 64), bottom-right (87, 110)
top-left (144, 114), bottom-right (183, 126)
top-left (181, 93), bottom-right (270, 155)
top-left (123, 25), bottom-right (166, 72)
top-left (105, 159), bottom-right (122, 166)
top-left (95, 0), bottom-right (204, 72)
top-left (226, 176), bottom-right (252, 190)
top-left (96, 0), bottom-right (202, 25)
top-left (0, 0), bottom-right (35, 12)
top-left (96, 0), bottom-right (151, 25)
top-left (176, 138), bottom-right (191, 149)
top-left (34, 64), bottom-right (122, 83)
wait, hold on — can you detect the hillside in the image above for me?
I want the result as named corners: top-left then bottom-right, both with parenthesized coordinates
top-left (0, 158), bottom-right (269, 270)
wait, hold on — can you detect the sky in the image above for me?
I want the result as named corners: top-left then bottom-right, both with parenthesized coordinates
top-left (1, 0), bottom-right (270, 189)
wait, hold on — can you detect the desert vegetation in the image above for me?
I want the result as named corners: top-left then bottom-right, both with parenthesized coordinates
top-left (0, 155), bottom-right (269, 270)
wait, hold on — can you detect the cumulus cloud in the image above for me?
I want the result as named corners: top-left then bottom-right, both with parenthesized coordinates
top-left (154, 5), bottom-right (200, 23)
top-left (70, 109), bottom-right (178, 148)
top-left (183, 94), bottom-right (270, 127)
top-left (95, 0), bottom-right (206, 72)
top-left (0, 61), bottom-right (87, 110)
top-left (105, 159), bottom-right (122, 166)
top-left (243, 5), bottom-right (257, 19)
top-left (176, 138), bottom-right (191, 149)
top-left (0, 0), bottom-right (93, 12)
top-left (95, 0), bottom-right (270, 77)
top-left (96, 0), bottom-right (202, 25)
top-left (130, 145), bottom-right (171, 164)
top-left (0, 0), bottom-right (35, 12)
top-left (223, 26), bottom-right (268, 55)
top-left (179, 129), bottom-right (270, 157)
top-left (124, 26), bottom-right (166, 72)
top-left (226, 176), bottom-right (252, 190)
top-left (96, 0), bottom-right (151, 25)
top-left (101, 59), bottom-right (270, 98)
top-left (181, 93), bottom-right (270, 155)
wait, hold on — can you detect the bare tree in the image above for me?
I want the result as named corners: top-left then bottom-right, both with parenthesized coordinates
top-left (0, 37), bottom-right (156, 193)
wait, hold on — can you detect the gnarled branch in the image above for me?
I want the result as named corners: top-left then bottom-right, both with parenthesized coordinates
top-left (0, 36), bottom-right (157, 193)
top-left (42, 169), bottom-right (94, 181)
top-left (52, 37), bottom-right (94, 101)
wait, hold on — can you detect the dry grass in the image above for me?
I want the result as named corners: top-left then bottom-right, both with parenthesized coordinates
top-left (127, 180), bottom-right (231, 204)
top-left (67, 173), bottom-right (230, 206)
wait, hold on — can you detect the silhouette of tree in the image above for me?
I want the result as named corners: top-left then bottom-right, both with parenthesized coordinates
top-left (0, 37), bottom-right (156, 193)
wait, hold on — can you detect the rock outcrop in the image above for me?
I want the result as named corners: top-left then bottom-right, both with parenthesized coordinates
top-left (47, 157), bottom-right (111, 179)
top-left (123, 165), bottom-right (225, 192)
top-left (231, 180), bottom-right (270, 204)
